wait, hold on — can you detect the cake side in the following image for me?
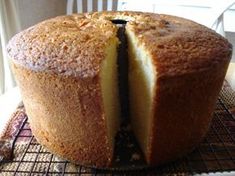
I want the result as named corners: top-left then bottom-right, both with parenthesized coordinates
top-left (7, 13), bottom-right (120, 167)
top-left (149, 59), bottom-right (230, 165)
top-left (11, 62), bottom-right (115, 167)
top-left (123, 12), bottom-right (232, 165)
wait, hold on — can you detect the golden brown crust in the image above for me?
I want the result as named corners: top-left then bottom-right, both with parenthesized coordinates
top-left (7, 14), bottom-right (118, 78)
top-left (7, 11), bottom-right (232, 78)
top-left (125, 13), bottom-right (232, 78)
top-left (149, 58), bottom-right (230, 165)
top-left (11, 63), bottom-right (112, 167)
top-left (8, 12), bottom-right (232, 77)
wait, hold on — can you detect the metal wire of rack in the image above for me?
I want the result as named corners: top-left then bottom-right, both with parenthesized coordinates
top-left (0, 96), bottom-right (235, 175)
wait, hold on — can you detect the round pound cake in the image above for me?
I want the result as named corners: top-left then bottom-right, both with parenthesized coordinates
top-left (7, 11), bottom-right (232, 167)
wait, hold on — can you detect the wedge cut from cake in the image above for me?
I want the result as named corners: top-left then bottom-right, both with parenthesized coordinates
top-left (7, 11), bottom-right (232, 167)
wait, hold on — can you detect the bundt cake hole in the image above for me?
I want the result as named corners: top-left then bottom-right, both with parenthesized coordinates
top-left (115, 21), bottom-right (130, 119)
top-left (111, 19), bottom-right (127, 25)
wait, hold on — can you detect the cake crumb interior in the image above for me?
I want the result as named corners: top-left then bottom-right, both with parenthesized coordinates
top-left (100, 38), bottom-right (120, 150)
top-left (101, 20), bottom-right (156, 160)
top-left (126, 29), bottom-right (155, 157)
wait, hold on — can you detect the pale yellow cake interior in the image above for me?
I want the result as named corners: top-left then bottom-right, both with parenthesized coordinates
top-left (126, 29), bottom-right (156, 157)
top-left (100, 26), bottom-right (156, 157)
top-left (100, 38), bottom-right (120, 149)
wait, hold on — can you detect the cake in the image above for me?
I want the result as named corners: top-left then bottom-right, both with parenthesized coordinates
top-left (7, 11), bottom-right (232, 167)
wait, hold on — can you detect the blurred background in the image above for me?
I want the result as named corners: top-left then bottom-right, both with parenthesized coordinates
top-left (0, 0), bottom-right (235, 96)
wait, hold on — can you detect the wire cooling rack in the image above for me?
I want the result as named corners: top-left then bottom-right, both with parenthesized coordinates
top-left (0, 96), bottom-right (235, 175)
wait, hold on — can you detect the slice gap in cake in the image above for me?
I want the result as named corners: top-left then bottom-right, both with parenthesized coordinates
top-left (101, 21), bottom-right (157, 164)
top-left (116, 22), bottom-right (130, 119)
top-left (126, 29), bottom-right (156, 162)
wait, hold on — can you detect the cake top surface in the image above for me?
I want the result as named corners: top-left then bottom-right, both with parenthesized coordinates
top-left (7, 11), bottom-right (232, 78)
